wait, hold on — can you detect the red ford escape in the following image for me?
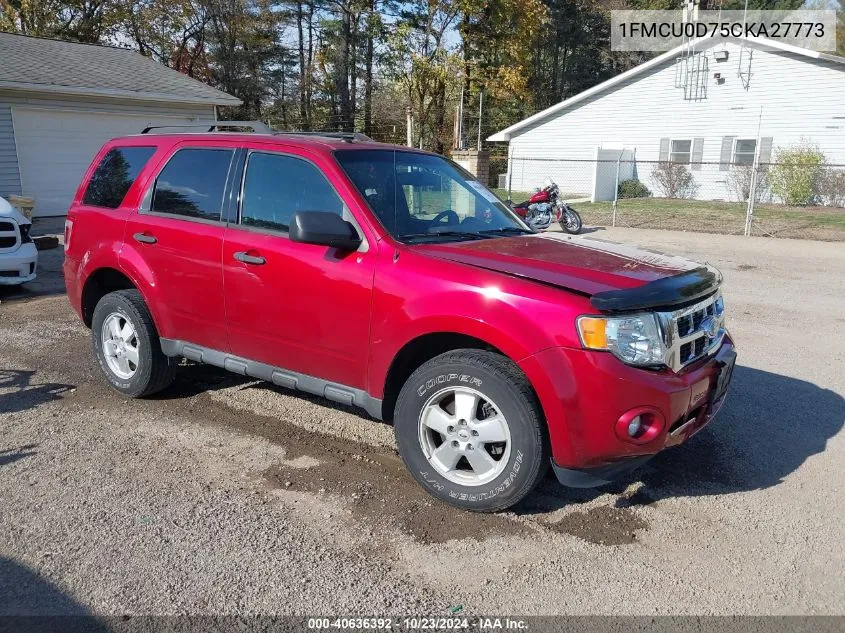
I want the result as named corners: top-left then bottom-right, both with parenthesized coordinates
top-left (63, 128), bottom-right (736, 512)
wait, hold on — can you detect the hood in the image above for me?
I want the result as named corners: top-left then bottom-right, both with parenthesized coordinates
top-left (412, 233), bottom-right (709, 297)
top-left (0, 197), bottom-right (30, 225)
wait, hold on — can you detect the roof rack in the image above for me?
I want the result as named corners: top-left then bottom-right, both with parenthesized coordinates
top-left (141, 121), bottom-right (272, 134)
top-left (275, 131), bottom-right (374, 143)
top-left (140, 122), bottom-right (374, 143)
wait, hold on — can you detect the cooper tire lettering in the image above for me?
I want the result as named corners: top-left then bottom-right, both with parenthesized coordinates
top-left (417, 373), bottom-right (483, 397)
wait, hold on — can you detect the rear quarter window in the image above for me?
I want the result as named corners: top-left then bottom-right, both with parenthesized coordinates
top-left (82, 146), bottom-right (157, 209)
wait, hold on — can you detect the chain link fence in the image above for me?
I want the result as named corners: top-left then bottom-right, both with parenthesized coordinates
top-left (493, 157), bottom-right (845, 241)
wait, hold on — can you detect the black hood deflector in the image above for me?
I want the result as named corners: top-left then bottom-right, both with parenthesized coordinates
top-left (590, 267), bottom-right (720, 313)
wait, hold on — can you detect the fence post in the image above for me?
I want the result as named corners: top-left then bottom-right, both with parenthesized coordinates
top-left (612, 150), bottom-right (624, 227)
top-left (744, 168), bottom-right (756, 236)
top-left (744, 106), bottom-right (763, 236)
top-left (507, 143), bottom-right (514, 202)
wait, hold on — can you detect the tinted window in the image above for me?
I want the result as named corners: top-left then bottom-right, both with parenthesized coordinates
top-left (240, 152), bottom-right (344, 232)
top-left (82, 146), bottom-right (156, 209)
top-left (151, 149), bottom-right (233, 221)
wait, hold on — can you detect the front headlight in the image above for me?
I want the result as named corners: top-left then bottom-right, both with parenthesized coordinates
top-left (577, 313), bottom-right (668, 367)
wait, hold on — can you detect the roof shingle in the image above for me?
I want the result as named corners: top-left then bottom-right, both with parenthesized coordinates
top-left (0, 32), bottom-right (240, 106)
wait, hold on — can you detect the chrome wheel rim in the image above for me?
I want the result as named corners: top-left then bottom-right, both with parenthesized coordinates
top-left (101, 312), bottom-right (140, 379)
top-left (563, 210), bottom-right (580, 231)
top-left (418, 387), bottom-right (512, 487)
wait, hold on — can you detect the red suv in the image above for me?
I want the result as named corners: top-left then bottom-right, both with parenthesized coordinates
top-left (64, 130), bottom-right (735, 512)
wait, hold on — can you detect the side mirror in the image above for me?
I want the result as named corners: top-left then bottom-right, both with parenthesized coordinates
top-left (289, 211), bottom-right (362, 251)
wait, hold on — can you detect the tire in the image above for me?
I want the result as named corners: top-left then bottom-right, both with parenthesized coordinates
top-left (394, 349), bottom-right (549, 512)
top-left (559, 206), bottom-right (582, 234)
top-left (91, 289), bottom-right (175, 398)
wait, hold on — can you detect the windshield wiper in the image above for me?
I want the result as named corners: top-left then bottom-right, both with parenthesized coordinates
top-left (400, 230), bottom-right (491, 243)
top-left (477, 227), bottom-right (533, 236)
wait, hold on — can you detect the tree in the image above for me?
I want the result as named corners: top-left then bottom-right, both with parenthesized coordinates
top-left (123, 0), bottom-right (212, 77)
top-left (383, 0), bottom-right (461, 151)
top-left (838, 0), bottom-right (845, 58)
top-left (0, 0), bottom-right (122, 42)
top-left (205, 0), bottom-right (286, 120)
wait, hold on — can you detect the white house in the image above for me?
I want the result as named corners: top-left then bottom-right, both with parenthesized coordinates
top-left (0, 32), bottom-right (240, 217)
top-left (489, 36), bottom-right (845, 202)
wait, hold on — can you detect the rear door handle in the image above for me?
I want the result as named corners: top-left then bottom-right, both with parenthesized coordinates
top-left (133, 232), bottom-right (157, 244)
top-left (234, 251), bottom-right (266, 265)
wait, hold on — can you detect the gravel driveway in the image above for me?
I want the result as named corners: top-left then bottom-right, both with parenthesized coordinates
top-left (1, 227), bottom-right (843, 616)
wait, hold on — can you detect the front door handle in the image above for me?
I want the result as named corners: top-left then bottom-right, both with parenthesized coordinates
top-left (133, 232), bottom-right (157, 245)
top-left (234, 251), bottom-right (266, 265)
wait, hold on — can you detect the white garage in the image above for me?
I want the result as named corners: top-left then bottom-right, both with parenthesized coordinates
top-left (11, 108), bottom-right (203, 216)
top-left (0, 32), bottom-right (240, 218)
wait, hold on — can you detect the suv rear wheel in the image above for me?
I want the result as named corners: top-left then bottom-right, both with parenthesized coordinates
top-left (92, 289), bottom-right (175, 397)
top-left (394, 349), bottom-right (549, 512)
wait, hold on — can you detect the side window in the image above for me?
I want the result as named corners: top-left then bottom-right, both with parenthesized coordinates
top-left (151, 148), bottom-right (233, 221)
top-left (82, 146), bottom-right (157, 209)
top-left (240, 152), bottom-right (344, 232)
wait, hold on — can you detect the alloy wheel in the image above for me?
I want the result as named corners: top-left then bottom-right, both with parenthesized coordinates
top-left (417, 387), bottom-right (512, 486)
top-left (101, 312), bottom-right (140, 379)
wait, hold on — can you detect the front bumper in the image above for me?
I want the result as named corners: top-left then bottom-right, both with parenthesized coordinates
top-left (0, 242), bottom-right (37, 285)
top-left (519, 337), bottom-right (736, 487)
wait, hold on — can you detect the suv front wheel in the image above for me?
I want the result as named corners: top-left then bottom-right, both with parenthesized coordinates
top-left (394, 350), bottom-right (549, 512)
top-left (92, 289), bottom-right (175, 397)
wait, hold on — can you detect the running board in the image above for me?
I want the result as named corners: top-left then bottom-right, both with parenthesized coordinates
top-left (159, 338), bottom-right (384, 420)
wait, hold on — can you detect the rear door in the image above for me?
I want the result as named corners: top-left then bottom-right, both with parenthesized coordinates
top-left (123, 142), bottom-right (238, 351)
top-left (222, 146), bottom-right (376, 389)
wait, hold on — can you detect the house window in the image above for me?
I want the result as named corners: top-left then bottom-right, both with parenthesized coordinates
top-left (670, 140), bottom-right (692, 164)
top-left (733, 139), bottom-right (757, 166)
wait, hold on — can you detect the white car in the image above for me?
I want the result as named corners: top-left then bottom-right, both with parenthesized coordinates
top-left (0, 196), bottom-right (37, 285)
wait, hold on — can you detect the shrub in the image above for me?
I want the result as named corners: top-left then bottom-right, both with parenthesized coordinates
top-left (618, 179), bottom-right (651, 198)
top-left (651, 162), bottom-right (698, 199)
top-left (726, 165), bottom-right (770, 202)
top-left (768, 142), bottom-right (825, 206)
top-left (816, 167), bottom-right (845, 208)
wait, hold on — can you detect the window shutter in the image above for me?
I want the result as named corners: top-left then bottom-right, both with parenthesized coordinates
top-left (691, 137), bottom-right (704, 170)
top-left (758, 137), bottom-right (773, 165)
top-left (719, 136), bottom-right (735, 171)
top-left (659, 138), bottom-right (670, 162)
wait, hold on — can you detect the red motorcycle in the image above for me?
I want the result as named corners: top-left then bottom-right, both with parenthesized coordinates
top-left (511, 179), bottom-right (582, 234)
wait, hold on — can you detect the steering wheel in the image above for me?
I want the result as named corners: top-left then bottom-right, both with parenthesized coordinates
top-left (431, 209), bottom-right (459, 226)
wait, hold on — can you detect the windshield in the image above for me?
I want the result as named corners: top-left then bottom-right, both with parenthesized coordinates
top-left (334, 149), bottom-right (530, 242)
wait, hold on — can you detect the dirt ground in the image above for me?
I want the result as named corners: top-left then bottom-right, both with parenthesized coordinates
top-left (1, 227), bottom-right (843, 616)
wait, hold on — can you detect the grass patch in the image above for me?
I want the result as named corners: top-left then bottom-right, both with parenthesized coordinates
top-left (578, 198), bottom-right (845, 240)
top-left (435, 190), bottom-right (845, 240)
top-left (491, 188), bottom-right (530, 204)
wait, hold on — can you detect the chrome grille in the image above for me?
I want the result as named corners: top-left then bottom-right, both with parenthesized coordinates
top-left (0, 218), bottom-right (20, 252)
top-left (658, 291), bottom-right (725, 372)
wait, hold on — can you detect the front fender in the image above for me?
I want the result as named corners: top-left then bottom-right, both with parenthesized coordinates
top-left (367, 245), bottom-right (593, 399)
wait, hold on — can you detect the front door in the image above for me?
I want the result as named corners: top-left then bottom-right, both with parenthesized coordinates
top-left (222, 148), bottom-right (376, 389)
top-left (123, 144), bottom-right (236, 351)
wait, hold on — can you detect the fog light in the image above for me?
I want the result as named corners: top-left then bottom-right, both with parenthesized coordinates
top-left (615, 407), bottom-right (664, 445)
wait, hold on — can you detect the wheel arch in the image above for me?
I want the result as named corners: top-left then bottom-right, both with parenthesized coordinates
top-left (80, 263), bottom-right (163, 335)
top-left (80, 267), bottom-right (138, 327)
top-left (380, 331), bottom-right (538, 423)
